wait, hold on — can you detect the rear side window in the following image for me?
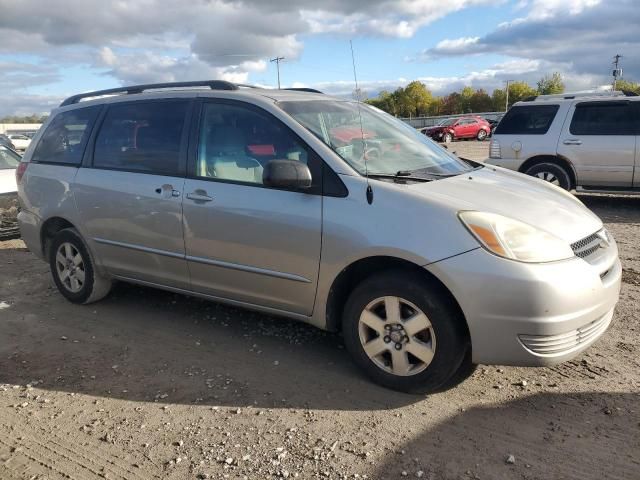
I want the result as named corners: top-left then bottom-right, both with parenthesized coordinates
top-left (570, 102), bottom-right (636, 135)
top-left (32, 106), bottom-right (101, 164)
top-left (93, 100), bottom-right (189, 175)
top-left (494, 105), bottom-right (559, 135)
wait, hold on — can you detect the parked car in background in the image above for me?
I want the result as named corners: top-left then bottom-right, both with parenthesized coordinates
top-left (0, 144), bottom-right (21, 194)
top-left (17, 80), bottom-right (621, 393)
top-left (487, 91), bottom-right (640, 192)
top-left (422, 116), bottom-right (491, 143)
top-left (0, 134), bottom-right (16, 151)
top-left (483, 114), bottom-right (504, 136)
top-left (7, 134), bottom-right (32, 151)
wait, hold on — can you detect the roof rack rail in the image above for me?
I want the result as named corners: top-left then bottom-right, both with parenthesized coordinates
top-left (283, 87), bottom-right (324, 94)
top-left (59, 80), bottom-right (239, 107)
top-left (522, 90), bottom-right (635, 103)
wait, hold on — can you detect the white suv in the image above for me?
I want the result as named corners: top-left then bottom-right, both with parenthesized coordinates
top-left (487, 91), bottom-right (640, 193)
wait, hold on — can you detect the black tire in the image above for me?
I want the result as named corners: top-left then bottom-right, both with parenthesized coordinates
top-left (342, 270), bottom-right (469, 394)
top-left (524, 162), bottom-right (572, 190)
top-left (443, 132), bottom-right (453, 143)
top-left (49, 228), bottom-right (112, 304)
top-left (476, 129), bottom-right (488, 141)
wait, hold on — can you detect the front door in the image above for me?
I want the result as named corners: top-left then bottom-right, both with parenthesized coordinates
top-left (557, 100), bottom-right (636, 187)
top-left (182, 100), bottom-right (322, 315)
top-left (74, 99), bottom-right (192, 289)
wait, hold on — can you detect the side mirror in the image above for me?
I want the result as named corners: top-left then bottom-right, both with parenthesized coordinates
top-left (263, 159), bottom-right (312, 190)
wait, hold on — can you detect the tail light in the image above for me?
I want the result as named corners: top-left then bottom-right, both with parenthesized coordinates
top-left (15, 162), bottom-right (28, 184)
top-left (489, 139), bottom-right (501, 159)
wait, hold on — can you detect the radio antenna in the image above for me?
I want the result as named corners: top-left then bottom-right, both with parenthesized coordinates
top-left (350, 40), bottom-right (373, 204)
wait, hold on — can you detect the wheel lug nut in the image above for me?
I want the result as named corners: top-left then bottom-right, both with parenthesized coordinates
top-left (394, 343), bottom-right (402, 350)
top-left (384, 325), bottom-right (391, 330)
top-left (383, 336), bottom-right (391, 343)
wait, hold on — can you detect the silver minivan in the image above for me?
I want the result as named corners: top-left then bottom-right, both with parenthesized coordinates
top-left (17, 81), bottom-right (621, 393)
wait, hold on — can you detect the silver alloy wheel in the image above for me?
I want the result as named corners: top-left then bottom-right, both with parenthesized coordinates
top-left (535, 171), bottom-right (560, 185)
top-left (358, 296), bottom-right (436, 376)
top-left (477, 129), bottom-right (487, 140)
top-left (55, 242), bottom-right (86, 293)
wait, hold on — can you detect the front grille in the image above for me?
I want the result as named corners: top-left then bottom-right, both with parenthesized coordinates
top-left (571, 230), bottom-right (606, 259)
top-left (518, 311), bottom-right (612, 356)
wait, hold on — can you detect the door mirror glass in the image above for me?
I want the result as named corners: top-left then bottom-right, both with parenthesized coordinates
top-left (263, 159), bottom-right (312, 189)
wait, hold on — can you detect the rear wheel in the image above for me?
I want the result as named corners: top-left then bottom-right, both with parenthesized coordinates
top-left (524, 162), bottom-right (572, 190)
top-left (49, 228), bottom-right (112, 304)
top-left (342, 271), bottom-right (469, 394)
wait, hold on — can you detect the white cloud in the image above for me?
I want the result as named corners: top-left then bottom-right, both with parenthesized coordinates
top-left (419, 0), bottom-right (638, 88)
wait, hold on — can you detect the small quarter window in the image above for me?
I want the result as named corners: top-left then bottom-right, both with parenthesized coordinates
top-left (570, 102), bottom-right (635, 135)
top-left (32, 106), bottom-right (101, 164)
top-left (93, 101), bottom-right (188, 175)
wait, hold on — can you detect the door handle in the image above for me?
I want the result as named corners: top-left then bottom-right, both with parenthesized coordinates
top-left (563, 139), bottom-right (582, 145)
top-left (187, 191), bottom-right (214, 202)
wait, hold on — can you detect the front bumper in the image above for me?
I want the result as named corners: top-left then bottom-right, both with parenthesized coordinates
top-left (425, 242), bottom-right (621, 366)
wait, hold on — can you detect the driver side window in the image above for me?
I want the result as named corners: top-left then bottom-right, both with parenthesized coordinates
top-left (197, 102), bottom-right (311, 185)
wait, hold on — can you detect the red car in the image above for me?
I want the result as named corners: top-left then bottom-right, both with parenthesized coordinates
top-left (421, 116), bottom-right (491, 143)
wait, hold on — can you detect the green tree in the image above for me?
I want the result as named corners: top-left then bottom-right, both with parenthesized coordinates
top-left (507, 81), bottom-right (537, 107)
top-left (458, 86), bottom-right (475, 113)
top-left (428, 97), bottom-right (444, 116)
top-left (537, 72), bottom-right (565, 95)
top-left (401, 81), bottom-right (433, 117)
top-left (491, 88), bottom-right (507, 111)
top-left (469, 89), bottom-right (493, 112)
top-left (615, 79), bottom-right (640, 94)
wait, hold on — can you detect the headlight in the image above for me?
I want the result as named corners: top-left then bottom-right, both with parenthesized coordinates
top-left (459, 211), bottom-right (575, 263)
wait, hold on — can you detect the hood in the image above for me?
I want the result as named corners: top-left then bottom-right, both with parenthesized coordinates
top-left (405, 166), bottom-right (602, 243)
top-left (0, 169), bottom-right (17, 195)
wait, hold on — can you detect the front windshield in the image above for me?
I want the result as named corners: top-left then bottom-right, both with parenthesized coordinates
top-left (0, 146), bottom-right (21, 169)
top-left (440, 118), bottom-right (457, 126)
top-left (279, 100), bottom-right (472, 177)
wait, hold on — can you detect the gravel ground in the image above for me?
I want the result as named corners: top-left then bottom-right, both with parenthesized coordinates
top-left (0, 188), bottom-right (638, 479)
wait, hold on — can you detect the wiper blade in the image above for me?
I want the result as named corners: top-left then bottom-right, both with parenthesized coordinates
top-left (367, 172), bottom-right (434, 182)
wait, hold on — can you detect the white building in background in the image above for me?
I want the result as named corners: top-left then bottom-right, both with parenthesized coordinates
top-left (0, 124), bottom-right (42, 136)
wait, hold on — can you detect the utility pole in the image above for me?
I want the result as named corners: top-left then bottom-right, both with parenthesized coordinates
top-left (504, 79), bottom-right (514, 111)
top-left (270, 56), bottom-right (285, 89)
top-left (612, 54), bottom-right (623, 92)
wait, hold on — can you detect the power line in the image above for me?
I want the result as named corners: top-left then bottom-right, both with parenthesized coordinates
top-left (270, 56), bottom-right (285, 89)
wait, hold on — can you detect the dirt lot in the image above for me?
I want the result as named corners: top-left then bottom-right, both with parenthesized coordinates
top-left (0, 190), bottom-right (639, 478)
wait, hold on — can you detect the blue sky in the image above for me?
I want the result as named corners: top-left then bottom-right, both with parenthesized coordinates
top-left (0, 0), bottom-right (637, 116)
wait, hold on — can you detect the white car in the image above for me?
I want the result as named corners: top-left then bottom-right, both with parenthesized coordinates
top-left (0, 145), bottom-right (21, 194)
top-left (7, 134), bottom-right (32, 151)
top-left (487, 90), bottom-right (640, 193)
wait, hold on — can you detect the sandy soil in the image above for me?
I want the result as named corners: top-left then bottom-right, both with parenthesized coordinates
top-left (0, 193), bottom-right (638, 480)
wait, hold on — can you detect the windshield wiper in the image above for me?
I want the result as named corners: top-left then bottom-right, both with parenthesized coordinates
top-left (366, 171), bottom-right (434, 182)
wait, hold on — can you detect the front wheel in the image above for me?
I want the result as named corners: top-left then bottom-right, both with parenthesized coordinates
top-left (524, 162), bottom-right (572, 190)
top-left (442, 132), bottom-right (453, 143)
top-left (476, 129), bottom-right (488, 141)
top-left (342, 271), bottom-right (470, 394)
top-left (49, 228), bottom-right (112, 304)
